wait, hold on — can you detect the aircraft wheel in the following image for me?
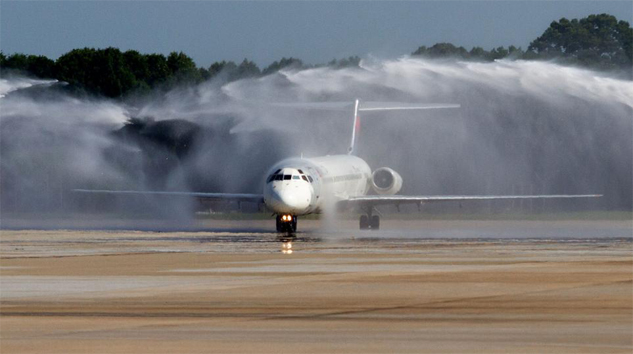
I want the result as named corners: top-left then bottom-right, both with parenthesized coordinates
top-left (291, 216), bottom-right (297, 233)
top-left (359, 215), bottom-right (369, 230)
top-left (276, 215), bottom-right (285, 232)
top-left (370, 215), bottom-right (380, 230)
top-left (277, 215), bottom-right (297, 233)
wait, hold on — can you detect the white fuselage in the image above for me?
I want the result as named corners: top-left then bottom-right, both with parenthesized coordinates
top-left (263, 155), bottom-right (372, 215)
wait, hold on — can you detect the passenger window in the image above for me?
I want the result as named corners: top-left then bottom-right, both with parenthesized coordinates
top-left (283, 175), bottom-right (291, 180)
top-left (275, 175), bottom-right (283, 181)
top-left (307, 176), bottom-right (313, 182)
top-left (301, 176), bottom-right (308, 182)
top-left (293, 175), bottom-right (300, 180)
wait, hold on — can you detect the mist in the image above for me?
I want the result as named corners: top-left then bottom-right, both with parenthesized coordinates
top-left (1, 57), bottom-right (631, 223)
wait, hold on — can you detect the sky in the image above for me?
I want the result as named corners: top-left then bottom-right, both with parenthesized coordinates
top-left (1, 1), bottom-right (631, 67)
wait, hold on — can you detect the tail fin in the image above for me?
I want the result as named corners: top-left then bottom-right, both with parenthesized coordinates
top-left (347, 100), bottom-right (460, 155)
top-left (348, 99), bottom-right (361, 154)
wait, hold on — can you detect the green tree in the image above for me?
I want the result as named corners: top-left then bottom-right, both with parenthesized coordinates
top-left (4, 53), bottom-right (29, 71)
top-left (488, 46), bottom-right (509, 60)
top-left (26, 55), bottom-right (56, 78)
top-left (262, 57), bottom-right (304, 75)
top-left (166, 51), bottom-right (201, 85)
top-left (122, 50), bottom-right (152, 92)
top-left (94, 47), bottom-right (137, 97)
top-left (198, 67), bottom-right (210, 81)
top-left (0, 53), bottom-right (56, 78)
top-left (56, 47), bottom-right (137, 97)
top-left (469, 47), bottom-right (489, 61)
top-left (208, 60), bottom-right (237, 80)
top-left (326, 56), bottom-right (361, 68)
top-left (528, 14), bottom-right (632, 70)
top-left (337, 56), bottom-right (361, 68)
top-left (56, 48), bottom-right (95, 89)
top-left (507, 45), bottom-right (524, 58)
top-left (232, 59), bottom-right (261, 80)
top-left (411, 45), bottom-right (428, 56)
top-left (617, 19), bottom-right (633, 63)
top-left (413, 43), bottom-right (469, 59)
top-left (145, 54), bottom-right (170, 86)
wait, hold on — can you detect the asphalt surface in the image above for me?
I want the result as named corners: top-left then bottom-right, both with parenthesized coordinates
top-left (1, 217), bottom-right (631, 353)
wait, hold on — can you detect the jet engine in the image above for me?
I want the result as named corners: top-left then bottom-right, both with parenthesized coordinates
top-left (371, 167), bottom-right (403, 195)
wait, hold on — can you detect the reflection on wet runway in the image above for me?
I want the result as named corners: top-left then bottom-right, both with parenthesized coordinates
top-left (281, 240), bottom-right (293, 254)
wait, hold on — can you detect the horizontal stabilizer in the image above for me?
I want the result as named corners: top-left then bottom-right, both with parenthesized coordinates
top-left (358, 102), bottom-right (460, 111)
top-left (342, 194), bottom-right (602, 207)
top-left (267, 101), bottom-right (354, 111)
top-left (267, 101), bottom-right (460, 112)
top-left (72, 189), bottom-right (264, 203)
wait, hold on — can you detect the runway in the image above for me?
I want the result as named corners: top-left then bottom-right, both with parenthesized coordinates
top-left (1, 218), bottom-right (631, 353)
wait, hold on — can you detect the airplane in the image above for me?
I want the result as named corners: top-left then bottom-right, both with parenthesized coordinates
top-left (75, 99), bottom-right (601, 233)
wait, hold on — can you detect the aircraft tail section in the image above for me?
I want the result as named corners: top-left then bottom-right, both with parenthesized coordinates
top-left (347, 100), bottom-right (460, 155)
top-left (348, 100), bottom-right (361, 154)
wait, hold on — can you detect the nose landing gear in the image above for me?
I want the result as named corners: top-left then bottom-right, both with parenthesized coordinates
top-left (276, 214), bottom-right (297, 233)
top-left (359, 207), bottom-right (380, 230)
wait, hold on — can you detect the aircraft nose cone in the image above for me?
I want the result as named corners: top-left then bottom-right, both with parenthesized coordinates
top-left (269, 186), bottom-right (311, 213)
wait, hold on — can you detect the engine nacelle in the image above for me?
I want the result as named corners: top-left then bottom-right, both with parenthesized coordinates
top-left (371, 167), bottom-right (403, 195)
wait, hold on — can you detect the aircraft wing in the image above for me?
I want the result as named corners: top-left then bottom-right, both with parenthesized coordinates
top-left (72, 189), bottom-right (264, 203)
top-left (265, 101), bottom-right (460, 112)
top-left (340, 194), bottom-right (602, 208)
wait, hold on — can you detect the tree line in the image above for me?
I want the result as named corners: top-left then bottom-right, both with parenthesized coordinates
top-left (0, 47), bottom-right (361, 98)
top-left (1, 13), bottom-right (630, 98)
top-left (412, 14), bottom-right (632, 71)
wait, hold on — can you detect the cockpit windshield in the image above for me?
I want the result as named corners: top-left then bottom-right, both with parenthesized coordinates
top-left (267, 171), bottom-right (315, 183)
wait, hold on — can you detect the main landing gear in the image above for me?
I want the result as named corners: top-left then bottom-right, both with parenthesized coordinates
top-left (276, 214), bottom-right (297, 233)
top-left (359, 207), bottom-right (380, 230)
